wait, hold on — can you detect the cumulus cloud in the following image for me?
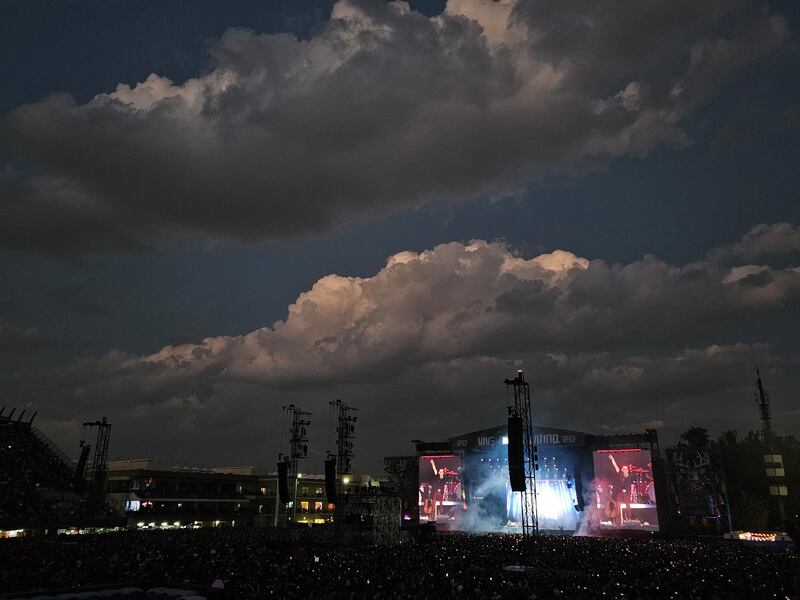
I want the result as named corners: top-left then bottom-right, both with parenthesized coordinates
top-left (34, 224), bottom-right (800, 397)
top-left (0, 0), bottom-right (788, 255)
top-left (9, 224), bottom-right (798, 463)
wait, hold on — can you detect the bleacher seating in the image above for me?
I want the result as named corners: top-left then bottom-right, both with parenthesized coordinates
top-left (0, 413), bottom-right (97, 527)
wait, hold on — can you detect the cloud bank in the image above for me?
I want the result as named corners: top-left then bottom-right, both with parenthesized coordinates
top-left (1, 0), bottom-right (788, 256)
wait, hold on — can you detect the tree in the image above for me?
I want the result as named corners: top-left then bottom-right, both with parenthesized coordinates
top-left (678, 427), bottom-right (711, 448)
top-left (716, 430), bottom-right (800, 530)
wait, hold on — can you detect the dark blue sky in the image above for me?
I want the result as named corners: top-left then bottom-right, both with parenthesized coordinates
top-left (1, 0), bottom-right (799, 465)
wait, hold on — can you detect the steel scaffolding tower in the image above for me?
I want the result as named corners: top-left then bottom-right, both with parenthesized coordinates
top-left (331, 399), bottom-right (357, 487)
top-left (328, 399), bottom-right (357, 540)
top-left (283, 404), bottom-right (311, 524)
top-left (505, 370), bottom-right (539, 537)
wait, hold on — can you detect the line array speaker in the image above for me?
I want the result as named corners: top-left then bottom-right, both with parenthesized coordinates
top-left (324, 458), bottom-right (337, 503)
top-left (508, 415), bottom-right (525, 492)
top-left (277, 460), bottom-right (290, 504)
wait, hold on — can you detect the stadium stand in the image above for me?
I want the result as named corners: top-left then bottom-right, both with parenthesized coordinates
top-left (0, 410), bottom-right (119, 529)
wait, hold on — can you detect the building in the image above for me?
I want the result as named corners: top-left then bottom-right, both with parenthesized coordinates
top-left (106, 460), bottom-right (257, 528)
top-left (107, 460), bottom-right (379, 528)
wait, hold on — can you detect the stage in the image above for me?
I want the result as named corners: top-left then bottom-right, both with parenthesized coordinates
top-left (403, 425), bottom-right (663, 535)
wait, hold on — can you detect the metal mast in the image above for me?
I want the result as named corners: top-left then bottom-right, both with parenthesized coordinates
top-left (82, 417), bottom-right (111, 516)
top-left (755, 368), bottom-right (787, 521)
top-left (505, 369), bottom-right (538, 537)
top-left (284, 404), bottom-right (311, 524)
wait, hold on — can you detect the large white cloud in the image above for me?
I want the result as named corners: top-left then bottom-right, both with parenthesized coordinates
top-left (0, 0), bottom-right (788, 255)
top-left (46, 224), bottom-right (800, 393)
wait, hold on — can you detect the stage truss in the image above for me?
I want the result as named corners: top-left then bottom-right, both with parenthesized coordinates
top-left (505, 370), bottom-right (539, 537)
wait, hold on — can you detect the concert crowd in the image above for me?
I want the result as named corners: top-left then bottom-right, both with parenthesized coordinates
top-left (1, 529), bottom-right (797, 600)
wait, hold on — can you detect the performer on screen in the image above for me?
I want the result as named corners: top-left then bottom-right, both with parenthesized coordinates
top-left (430, 459), bottom-right (445, 520)
top-left (608, 453), bottom-right (633, 525)
top-left (431, 458), bottom-right (444, 478)
top-left (430, 459), bottom-right (462, 516)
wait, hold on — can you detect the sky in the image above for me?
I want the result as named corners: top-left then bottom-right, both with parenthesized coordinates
top-left (1, 0), bottom-right (799, 473)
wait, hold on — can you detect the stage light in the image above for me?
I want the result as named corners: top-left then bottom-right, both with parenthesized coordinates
top-left (502, 436), bottom-right (509, 445)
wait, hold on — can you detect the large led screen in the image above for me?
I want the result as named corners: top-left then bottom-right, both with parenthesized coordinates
top-left (592, 449), bottom-right (659, 531)
top-left (419, 455), bottom-right (465, 527)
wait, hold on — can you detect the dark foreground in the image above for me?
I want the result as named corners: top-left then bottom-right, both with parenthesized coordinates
top-left (1, 529), bottom-right (797, 599)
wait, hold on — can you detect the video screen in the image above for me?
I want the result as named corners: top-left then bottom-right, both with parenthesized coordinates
top-left (419, 455), bottom-right (465, 527)
top-left (592, 449), bottom-right (659, 531)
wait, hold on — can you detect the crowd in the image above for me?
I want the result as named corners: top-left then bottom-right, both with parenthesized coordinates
top-left (0, 528), bottom-right (797, 599)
